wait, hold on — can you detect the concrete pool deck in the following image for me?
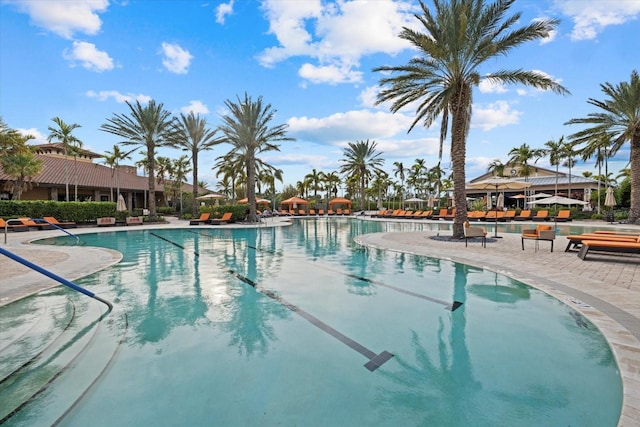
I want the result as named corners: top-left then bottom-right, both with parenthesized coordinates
top-left (1, 215), bottom-right (639, 425)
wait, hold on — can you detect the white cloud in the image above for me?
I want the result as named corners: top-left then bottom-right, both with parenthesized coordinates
top-left (257, 0), bottom-right (417, 84)
top-left (554, 0), bottom-right (640, 40)
top-left (17, 127), bottom-right (47, 144)
top-left (181, 100), bottom-right (209, 115)
top-left (479, 78), bottom-right (508, 94)
top-left (63, 41), bottom-right (114, 72)
top-left (471, 101), bottom-right (522, 131)
top-left (265, 152), bottom-right (336, 169)
top-left (160, 42), bottom-right (193, 74)
top-left (216, 0), bottom-right (234, 24)
top-left (86, 90), bottom-right (151, 104)
top-left (287, 109), bottom-right (415, 144)
top-left (7, 0), bottom-right (108, 39)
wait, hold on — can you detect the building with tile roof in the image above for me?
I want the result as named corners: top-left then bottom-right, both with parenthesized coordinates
top-left (0, 143), bottom-right (200, 210)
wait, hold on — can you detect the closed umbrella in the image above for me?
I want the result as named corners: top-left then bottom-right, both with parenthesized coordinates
top-left (604, 187), bottom-right (616, 208)
top-left (117, 194), bottom-right (127, 212)
top-left (496, 192), bottom-right (505, 209)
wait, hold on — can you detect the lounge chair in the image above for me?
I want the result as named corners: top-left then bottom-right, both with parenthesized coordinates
top-left (501, 210), bottom-right (516, 221)
top-left (463, 220), bottom-right (487, 247)
top-left (484, 211), bottom-right (497, 222)
top-left (327, 209), bottom-right (335, 215)
top-left (443, 209), bottom-right (456, 220)
top-left (343, 209), bottom-right (351, 215)
top-left (43, 216), bottom-right (77, 228)
top-left (298, 209), bottom-right (307, 216)
top-left (577, 235), bottom-right (640, 260)
top-left (521, 225), bottom-right (555, 252)
top-left (514, 210), bottom-right (532, 221)
top-left (467, 211), bottom-right (484, 221)
top-left (16, 217), bottom-right (53, 230)
top-left (0, 218), bottom-right (28, 232)
top-left (565, 233), bottom-right (638, 252)
top-left (418, 210), bottom-right (433, 219)
top-left (190, 212), bottom-right (211, 225)
top-left (531, 210), bottom-right (549, 221)
top-left (336, 208), bottom-right (343, 215)
top-left (432, 208), bottom-right (448, 220)
top-left (318, 209), bottom-right (325, 215)
top-left (552, 210), bottom-right (572, 222)
top-left (210, 212), bottom-right (233, 225)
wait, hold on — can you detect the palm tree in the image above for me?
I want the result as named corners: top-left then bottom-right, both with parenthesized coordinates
top-left (487, 159), bottom-right (506, 177)
top-left (576, 132), bottom-right (611, 214)
top-left (566, 70), bottom-right (640, 223)
top-left (324, 171), bottom-right (341, 199)
top-left (374, 0), bottom-right (568, 237)
top-left (561, 141), bottom-right (577, 198)
top-left (393, 161), bottom-right (406, 207)
top-left (543, 137), bottom-right (564, 197)
top-left (507, 143), bottom-right (546, 182)
top-left (216, 93), bottom-right (293, 222)
top-left (102, 144), bottom-right (134, 202)
top-left (100, 100), bottom-right (178, 217)
top-left (0, 130), bottom-right (41, 200)
top-left (304, 168), bottom-right (325, 200)
top-left (47, 117), bottom-right (82, 202)
top-left (339, 139), bottom-right (385, 210)
top-left (172, 155), bottom-right (191, 214)
top-left (173, 112), bottom-right (219, 215)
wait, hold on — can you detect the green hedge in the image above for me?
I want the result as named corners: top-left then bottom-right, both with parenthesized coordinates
top-left (0, 201), bottom-right (116, 223)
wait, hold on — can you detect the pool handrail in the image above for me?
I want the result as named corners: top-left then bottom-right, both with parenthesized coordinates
top-left (38, 218), bottom-right (80, 244)
top-left (0, 247), bottom-right (113, 312)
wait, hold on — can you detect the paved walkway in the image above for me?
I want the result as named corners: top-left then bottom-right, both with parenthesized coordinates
top-left (1, 216), bottom-right (639, 425)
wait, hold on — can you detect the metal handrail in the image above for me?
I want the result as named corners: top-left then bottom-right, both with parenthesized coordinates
top-left (0, 247), bottom-right (113, 312)
top-left (37, 218), bottom-right (80, 244)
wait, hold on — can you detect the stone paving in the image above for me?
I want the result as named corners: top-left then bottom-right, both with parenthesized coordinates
top-left (1, 216), bottom-right (639, 425)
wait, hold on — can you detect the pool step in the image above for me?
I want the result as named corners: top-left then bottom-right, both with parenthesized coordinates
top-left (0, 290), bottom-right (121, 424)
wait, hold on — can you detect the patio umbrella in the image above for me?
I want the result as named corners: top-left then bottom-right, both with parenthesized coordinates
top-left (196, 193), bottom-right (225, 206)
top-left (528, 192), bottom-right (552, 199)
top-left (527, 196), bottom-right (588, 206)
top-left (510, 194), bottom-right (526, 209)
top-left (468, 177), bottom-right (531, 238)
top-left (496, 192), bottom-right (505, 209)
top-left (117, 194), bottom-right (127, 212)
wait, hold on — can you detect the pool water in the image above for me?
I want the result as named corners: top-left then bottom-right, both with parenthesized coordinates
top-left (4, 218), bottom-right (623, 426)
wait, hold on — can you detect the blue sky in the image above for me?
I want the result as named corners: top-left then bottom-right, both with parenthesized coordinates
top-left (1, 0), bottom-right (639, 191)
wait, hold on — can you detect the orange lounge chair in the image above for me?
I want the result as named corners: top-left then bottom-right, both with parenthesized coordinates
top-left (531, 210), bottom-right (549, 221)
top-left (327, 209), bottom-right (335, 215)
top-left (521, 225), bottom-right (555, 252)
top-left (343, 209), bottom-right (351, 215)
top-left (211, 212), bottom-right (233, 225)
top-left (43, 216), bottom-right (77, 228)
top-left (443, 209), bottom-right (456, 220)
top-left (432, 208), bottom-right (448, 220)
top-left (298, 209), bottom-right (307, 215)
top-left (564, 233), bottom-right (638, 252)
top-left (336, 208), bottom-right (343, 215)
top-left (418, 210), bottom-right (433, 219)
top-left (484, 211), bottom-right (497, 221)
top-left (1, 218), bottom-right (28, 232)
top-left (578, 235), bottom-right (640, 260)
top-left (190, 212), bottom-right (211, 225)
top-left (318, 209), bottom-right (325, 215)
top-left (309, 209), bottom-right (316, 215)
top-left (16, 217), bottom-right (53, 230)
top-left (552, 210), bottom-right (572, 222)
top-left (514, 210), bottom-right (532, 221)
top-left (501, 210), bottom-right (516, 221)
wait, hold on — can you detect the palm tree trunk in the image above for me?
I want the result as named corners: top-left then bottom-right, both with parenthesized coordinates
top-left (147, 149), bottom-right (157, 217)
top-left (450, 84), bottom-right (471, 239)
top-left (192, 152), bottom-right (199, 216)
top-left (629, 133), bottom-right (640, 223)
top-left (246, 155), bottom-right (257, 222)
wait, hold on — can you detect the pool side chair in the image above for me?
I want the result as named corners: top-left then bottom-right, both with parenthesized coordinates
top-left (419, 210), bottom-right (433, 219)
top-left (531, 210), bottom-right (549, 221)
top-left (552, 210), bottom-right (572, 222)
top-left (309, 209), bottom-right (316, 215)
top-left (43, 216), bottom-right (78, 229)
top-left (17, 217), bottom-right (53, 230)
top-left (564, 233), bottom-right (638, 252)
top-left (443, 209), bottom-right (456, 220)
top-left (1, 218), bottom-right (28, 232)
top-left (210, 212), bottom-right (233, 225)
top-left (514, 210), bottom-right (532, 221)
top-left (521, 225), bottom-right (555, 252)
top-left (343, 208), bottom-right (351, 215)
top-left (577, 235), bottom-right (640, 260)
top-left (190, 212), bottom-right (211, 225)
top-left (318, 209), bottom-right (325, 216)
top-left (327, 209), bottom-right (335, 215)
top-left (501, 210), bottom-right (516, 222)
top-left (484, 211), bottom-right (496, 221)
top-left (463, 221), bottom-right (486, 247)
top-left (432, 208), bottom-right (448, 220)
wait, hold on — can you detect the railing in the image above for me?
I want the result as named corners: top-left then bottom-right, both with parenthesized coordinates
top-left (38, 218), bottom-right (80, 244)
top-left (0, 247), bottom-right (113, 312)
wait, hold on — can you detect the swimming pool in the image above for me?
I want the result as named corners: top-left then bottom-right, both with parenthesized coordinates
top-left (1, 218), bottom-right (623, 426)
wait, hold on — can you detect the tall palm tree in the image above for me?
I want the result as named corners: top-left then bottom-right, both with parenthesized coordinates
top-left (561, 141), bottom-right (577, 199)
top-left (47, 117), bottom-right (82, 202)
top-left (304, 168), bottom-right (325, 200)
top-left (216, 93), bottom-right (293, 222)
top-left (173, 112), bottom-right (219, 215)
top-left (0, 131), bottom-right (41, 200)
top-left (324, 171), bottom-right (341, 199)
top-left (567, 70), bottom-right (640, 223)
top-left (339, 139), bottom-right (385, 210)
top-left (100, 100), bottom-right (177, 217)
top-left (393, 161), bottom-right (406, 207)
top-left (507, 143), bottom-right (546, 182)
top-left (374, 0), bottom-right (568, 237)
top-left (172, 155), bottom-right (191, 214)
top-left (543, 137), bottom-right (564, 197)
top-left (576, 132), bottom-right (610, 214)
top-left (102, 144), bottom-right (134, 202)
top-left (214, 155), bottom-right (243, 203)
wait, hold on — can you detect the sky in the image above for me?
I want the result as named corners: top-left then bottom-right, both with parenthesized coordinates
top-left (1, 0), bottom-right (639, 192)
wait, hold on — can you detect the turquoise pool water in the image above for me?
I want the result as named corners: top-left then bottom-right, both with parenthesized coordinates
top-left (4, 218), bottom-right (623, 425)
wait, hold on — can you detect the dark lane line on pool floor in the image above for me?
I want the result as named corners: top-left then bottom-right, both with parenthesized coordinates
top-left (247, 245), bottom-right (463, 312)
top-left (158, 231), bottom-right (393, 372)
